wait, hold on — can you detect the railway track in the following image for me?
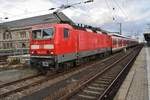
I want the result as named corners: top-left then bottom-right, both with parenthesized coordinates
top-left (0, 46), bottom-right (141, 99)
top-left (0, 74), bottom-right (42, 89)
top-left (22, 50), bottom-right (129, 100)
top-left (58, 46), bottom-right (142, 100)
top-left (0, 51), bottom-right (120, 99)
top-left (0, 74), bottom-right (44, 98)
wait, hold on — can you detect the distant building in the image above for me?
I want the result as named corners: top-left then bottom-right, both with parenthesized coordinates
top-left (0, 12), bottom-right (74, 55)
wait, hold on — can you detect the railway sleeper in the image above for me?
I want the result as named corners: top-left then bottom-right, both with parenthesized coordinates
top-left (77, 92), bottom-right (100, 100)
top-left (76, 94), bottom-right (96, 100)
top-left (95, 80), bottom-right (110, 85)
top-left (76, 88), bottom-right (103, 100)
top-left (87, 86), bottom-right (105, 91)
top-left (83, 89), bottom-right (101, 95)
top-left (91, 83), bottom-right (108, 87)
top-left (97, 78), bottom-right (112, 82)
top-left (102, 76), bottom-right (113, 80)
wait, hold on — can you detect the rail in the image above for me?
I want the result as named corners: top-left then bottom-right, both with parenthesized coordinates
top-left (58, 46), bottom-right (142, 100)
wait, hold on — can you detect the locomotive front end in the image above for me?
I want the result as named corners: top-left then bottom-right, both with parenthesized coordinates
top-left (30, 24), bottom-right (56, 71)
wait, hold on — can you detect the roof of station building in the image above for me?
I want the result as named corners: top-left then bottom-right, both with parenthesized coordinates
top-left (0, 12), bottom-right (75, 28)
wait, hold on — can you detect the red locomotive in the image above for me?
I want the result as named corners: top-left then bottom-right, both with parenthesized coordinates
top-left (30, 23), bottom-right (138, 73)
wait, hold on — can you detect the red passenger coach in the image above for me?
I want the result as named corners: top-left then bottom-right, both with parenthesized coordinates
top-left (111, 34), bottom-right (138, 52)
top-left (30, 23), bottom-right (112, 72)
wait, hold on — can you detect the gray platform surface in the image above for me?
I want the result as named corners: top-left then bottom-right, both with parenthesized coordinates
top-left (114, 46), bottom-right (149, 100)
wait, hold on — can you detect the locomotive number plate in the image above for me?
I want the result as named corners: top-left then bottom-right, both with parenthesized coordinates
top-left (42, 62), bottom-right (49, 67)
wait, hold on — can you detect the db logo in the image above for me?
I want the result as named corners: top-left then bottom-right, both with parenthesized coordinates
top-left (39, 45), bottom-right (44, 49)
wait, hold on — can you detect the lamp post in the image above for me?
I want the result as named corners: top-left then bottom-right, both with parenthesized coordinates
top-left (113, 21), bottom-right (122, 35)
top-left (118, 22), bottom-right (122, 35)
top-left (112, 7), bottom-right (122, 35)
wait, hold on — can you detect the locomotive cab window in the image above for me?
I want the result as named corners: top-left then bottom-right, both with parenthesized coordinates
top-left (32, 28), bottom-right (54, 39)
top-left (64, 28), bottom-right (69, 38)
top-left (32, 30), bottom-right (42, 39)
top-left (43, 28), bottom-right (54, 39)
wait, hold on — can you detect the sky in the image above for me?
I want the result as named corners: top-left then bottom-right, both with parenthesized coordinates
top-left (0, 0), bottom-right (150, 40)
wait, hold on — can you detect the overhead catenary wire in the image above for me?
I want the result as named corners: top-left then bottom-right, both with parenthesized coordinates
top-left (49, 0), bottom-right (94, 12)
top-left (111, 0), bottom-right (130, 20)
top-left (104, 0), bottom-right (114, 21)
top-left (0, 0), bottom-right (93, 22)
top-left (0, 9), bottom-right (51, 21)
top-left (113, 0), bottom-right (139, 35)
top-left (104, 0), bottom-right (132, 35)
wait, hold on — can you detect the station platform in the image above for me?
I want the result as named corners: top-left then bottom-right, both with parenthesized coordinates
top-left (114, 46), bottom-right (149, 100)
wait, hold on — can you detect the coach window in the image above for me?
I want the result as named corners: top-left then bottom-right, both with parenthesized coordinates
top-left (64, 28), bottom-right (69, 39)
top-left (113, 39), bottom-right (117, 45)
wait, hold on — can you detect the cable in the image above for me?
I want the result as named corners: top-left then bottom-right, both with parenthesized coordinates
top-left (3, 0), bottom-right (93, 21)
top-left (113, 0), bottom-right (139, 36)
top-left (104, 0), bottom-right (114, 21)
top-left (112, 0), bottom-right (129, 20)
top-left (3, 9), bottom-right (50, 21)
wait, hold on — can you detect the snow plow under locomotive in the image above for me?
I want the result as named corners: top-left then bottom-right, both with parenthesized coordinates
top-left (30, 23), bottom-right (138, 73)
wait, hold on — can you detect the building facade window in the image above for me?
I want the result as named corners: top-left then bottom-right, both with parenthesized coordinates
top-left (19, 31), bottom-right (29, 39)
top-left (18, 31), bottom-right (30, 38)
top-left (26, 31), bottom-right (30, 38)
top-left (3, 42), bottom-right (13, 49)
top-left (3, 30), bottom-right (12, 40)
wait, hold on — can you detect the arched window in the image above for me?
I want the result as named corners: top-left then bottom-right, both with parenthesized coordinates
top-left (3, 30), bottom-right (12, 40)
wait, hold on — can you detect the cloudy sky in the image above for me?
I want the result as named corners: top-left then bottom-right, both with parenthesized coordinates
top-left (0, 0), bottom-right (150, 39)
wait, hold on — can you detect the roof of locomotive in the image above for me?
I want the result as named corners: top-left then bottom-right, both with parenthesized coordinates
top-left (31, 22), bottom-right (110, 35)
top-left (31, 23), bottom-right (74, 30)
